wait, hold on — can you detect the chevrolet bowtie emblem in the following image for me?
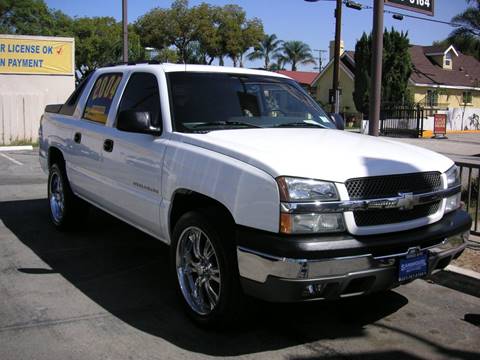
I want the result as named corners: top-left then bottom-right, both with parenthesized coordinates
top-left (397, 192), bottom-right (416, 211)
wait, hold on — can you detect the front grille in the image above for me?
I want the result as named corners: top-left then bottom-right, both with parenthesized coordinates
top-left (345, 172), bottom-right (442, 200)
top-left (353, 201), bottom-right (441, 227)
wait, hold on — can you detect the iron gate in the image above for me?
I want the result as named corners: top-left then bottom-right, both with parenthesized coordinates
top-left (380, 104), bottom-right (424, 138)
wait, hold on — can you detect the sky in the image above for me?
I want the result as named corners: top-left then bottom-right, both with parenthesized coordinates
top-left (45, 0), bottom-right (471, 70)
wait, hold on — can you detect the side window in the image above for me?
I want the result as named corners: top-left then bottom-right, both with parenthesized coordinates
top-left (83, 73), bottom-right (123, 124)
top-left (59, 72), bottom-right (93, 116)
top-left (117, 72), bottom-right (161, 127)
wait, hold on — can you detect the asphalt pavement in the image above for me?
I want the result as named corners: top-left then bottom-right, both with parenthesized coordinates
top-left (0, 149), bottom-right (479, 360)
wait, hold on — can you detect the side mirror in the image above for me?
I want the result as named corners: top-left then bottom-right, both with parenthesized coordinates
top-left (329, 113), bottom-right (344, 130)
top-left (117, 110), bottom-right (161, 135)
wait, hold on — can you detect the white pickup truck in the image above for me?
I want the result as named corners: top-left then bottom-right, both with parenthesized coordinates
top-left (39, 63), bottom-right (471, 326)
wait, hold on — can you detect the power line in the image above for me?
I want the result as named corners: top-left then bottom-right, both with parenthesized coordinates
top-left (342, 1), bottom-right (475, 32)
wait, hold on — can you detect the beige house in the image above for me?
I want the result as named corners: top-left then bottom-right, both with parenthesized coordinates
top-left (312, 42), bottom-right (480, 131)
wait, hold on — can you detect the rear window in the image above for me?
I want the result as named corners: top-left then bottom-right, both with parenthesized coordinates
top-left (83, 73), bottom-right (123, 124)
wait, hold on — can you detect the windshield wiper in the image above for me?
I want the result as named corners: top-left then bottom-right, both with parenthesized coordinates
top-left (273, 122), bottom-right (326, 128)
top-left (193, 121), bottom-right (262, 129)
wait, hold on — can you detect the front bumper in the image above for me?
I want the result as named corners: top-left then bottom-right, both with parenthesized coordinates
top-left (237, 210), bottom-right (471, 302)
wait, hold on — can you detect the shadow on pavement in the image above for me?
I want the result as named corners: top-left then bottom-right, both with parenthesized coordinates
top-left (430, 271), bottom-right (480, 298)
top-left (0, 198), bottom-right (455, 357)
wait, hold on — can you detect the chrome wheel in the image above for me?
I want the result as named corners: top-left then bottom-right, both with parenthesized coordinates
top-left (49, 171), bottom-right (65, 223)
top-left (176, 226), bottom-right (221, 315)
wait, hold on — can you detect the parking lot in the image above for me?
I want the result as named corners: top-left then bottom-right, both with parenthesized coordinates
top-left (0, 149), bottom-right (479, 360)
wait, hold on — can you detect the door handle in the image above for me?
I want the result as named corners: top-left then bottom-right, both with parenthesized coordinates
top-left (103, 139), bottom-right (114, 152)
top-left (73, 132), bottom-right (82, 144)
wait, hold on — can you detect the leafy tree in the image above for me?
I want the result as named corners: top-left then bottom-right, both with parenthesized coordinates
top-left (382, 29), bottom-right (412, 105)
top-left (0, 0), bottom-right (71, 35)
top-left (194, 3), bottom-right (222, 65)
top-left (218, 4), bottom-right (264, 67)
top-left (353, 33), bottom-right (371, 116)
top-left (353, 29), bottom-right (413, 117)
top-left (277, 40), bottom-right (316, 71)
top-left (134, 7), bottom-right (171, 52)
top-left (73, 17), bottom-right (144, 78)
top-left (154, 48), bottom-right (180, 63)
top-left (247, 33), bottom-right (282, 69)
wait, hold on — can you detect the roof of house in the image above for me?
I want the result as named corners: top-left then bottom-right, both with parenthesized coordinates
top-left (409, 45), bottom-right (479, 88)
top-left (275, 70), bottom-right (319, 86)
top-left (316, 45), bottom-right (480, 89)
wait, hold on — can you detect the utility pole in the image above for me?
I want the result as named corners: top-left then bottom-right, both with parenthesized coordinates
top-left (313, 49), bottom-right (327, 72)
top-left (369, 0), bottom-right (384, 136)
top-left (332, 0), bottom-right (342, 114)
top-left (122, 0), bottom-right (128, 63)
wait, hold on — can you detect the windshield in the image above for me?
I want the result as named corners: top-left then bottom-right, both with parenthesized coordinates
top-left (167, 72), bottom-right (336, 132)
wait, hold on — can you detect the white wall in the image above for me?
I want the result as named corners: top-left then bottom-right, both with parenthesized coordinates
top-left (0, 74), bottom-right (74, 145)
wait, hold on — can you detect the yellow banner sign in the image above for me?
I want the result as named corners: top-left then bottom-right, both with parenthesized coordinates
top-left (0, 35), bottom-right (74, 75)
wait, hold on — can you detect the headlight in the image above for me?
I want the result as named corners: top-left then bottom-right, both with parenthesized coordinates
top-left (445, 165), bottom-right (460, 188)
top-left (280, 213), bottom-right (345, 234)
top-left (445, 193), bottom-right (461, 213)
top-left (277, 177), bottom-right (339, 201)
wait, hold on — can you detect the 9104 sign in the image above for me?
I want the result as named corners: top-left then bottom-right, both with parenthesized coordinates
top-left (385, 0), bottom-right (434, 17)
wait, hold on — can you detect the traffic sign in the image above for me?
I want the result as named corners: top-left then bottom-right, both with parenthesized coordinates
top-left (385, 0), bottom-right (434, 17)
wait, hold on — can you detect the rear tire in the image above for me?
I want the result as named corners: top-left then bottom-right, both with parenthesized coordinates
top-left (170, 210), bottom-right (244, 328)
top-left (48, 162), bottom-right (88, 230)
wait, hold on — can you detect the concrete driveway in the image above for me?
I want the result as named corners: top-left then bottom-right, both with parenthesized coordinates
top-left (0, 150), bottom-right (479, 360)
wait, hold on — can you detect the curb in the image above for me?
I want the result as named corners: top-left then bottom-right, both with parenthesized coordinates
top-left (0, 145), bottom-right (33, 152)
top-left (430, 265), bottom-right (480, 298)
top-left (445, 264), bottom-right (480, 280)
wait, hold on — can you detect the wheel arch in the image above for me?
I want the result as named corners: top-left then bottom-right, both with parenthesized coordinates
top-left (169, 189), bottom-right (236, 238)
top-left (48, 146), bottom-right (65, 169)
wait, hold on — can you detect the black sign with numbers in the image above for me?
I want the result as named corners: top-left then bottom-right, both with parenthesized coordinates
top-left (385, 0), bottom-right (434, 17)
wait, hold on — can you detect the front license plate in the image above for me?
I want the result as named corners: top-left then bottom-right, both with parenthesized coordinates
top-left (398, 252), bottom-right (428, 282)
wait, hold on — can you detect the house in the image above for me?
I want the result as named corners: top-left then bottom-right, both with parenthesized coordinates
top-left (275, 70), bottom-right (319, 96)
top-left (312, 42), bottom-right (480, 131)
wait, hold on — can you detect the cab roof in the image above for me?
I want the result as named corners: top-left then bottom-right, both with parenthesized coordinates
top-left (96, 62), bottom-right (290, 80)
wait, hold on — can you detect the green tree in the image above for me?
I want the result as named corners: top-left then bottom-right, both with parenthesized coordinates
top-left (0, 0), bottom-right (71, 35)
top-left (277, 40), bottom-right (316, 71)
top-left (353, 33), bottom-right (371, 116)
top-left (353, 29), bottom-right (413, 117)
top-left (382, 29), bottom-right (412, 105)
top-left (448, 0), bottom-right (480, 60)
top-left (73, 17), bottom-right (144, 77)
top-left (154, 48), bottom-right (180, 63)
top-left (194, 3), bottom-right (222, 65)
top-left (247, 33), bottom-right (282, 69)
top-left (218, 4), bottom-right (264, 67)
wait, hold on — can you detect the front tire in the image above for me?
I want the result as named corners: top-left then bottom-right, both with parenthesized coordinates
top-left (48, 163), bottom-right (87, 230)
top-left (171, 211), bottom-right (243, 328)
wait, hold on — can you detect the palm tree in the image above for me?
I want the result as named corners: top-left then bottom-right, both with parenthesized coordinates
top-left (247, 33), bottom-right (282, 69)
top-left (452, 1), bottom-right (480, 37)
top-left (447, 0), bottom-right (480, 60)
top-left (277, 40), bottom-right (316, 71)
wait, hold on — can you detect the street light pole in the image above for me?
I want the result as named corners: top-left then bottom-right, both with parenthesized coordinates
top-left (332, 0), bottom-right (342, 114)
top-left (122, 0), bottom-right (128, 63)
top-left (369, 0), bottom-right (384, 136)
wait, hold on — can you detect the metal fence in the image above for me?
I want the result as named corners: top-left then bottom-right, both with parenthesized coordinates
top-left (380, 105), bottom-right (424, 138)
top-left (457, 161), bottom-right (480, 236)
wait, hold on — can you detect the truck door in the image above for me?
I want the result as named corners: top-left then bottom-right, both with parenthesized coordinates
top-left (67, 73), bottom-right (123, 201)
top-left (98, 72), bottom-right (167, 237)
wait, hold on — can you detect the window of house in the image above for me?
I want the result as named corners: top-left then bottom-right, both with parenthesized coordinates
top-left (463, 91), bottom-right (473, 104)
top-left (83, 73), bottom-right (123, 124)
top-left (426, 90), bottom-right (438, 107)
top-left (444, 52), bottom-right (452, 68)
top-left (116, 72), bottom-right (161, 128)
